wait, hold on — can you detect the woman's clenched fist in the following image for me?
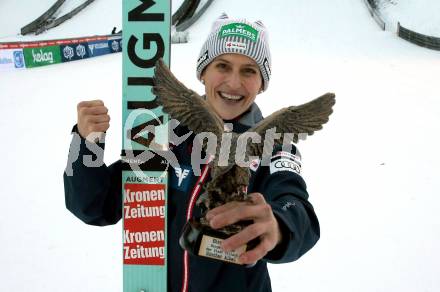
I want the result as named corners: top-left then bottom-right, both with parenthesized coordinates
top-left (77, 100), bottom-right (110, 142)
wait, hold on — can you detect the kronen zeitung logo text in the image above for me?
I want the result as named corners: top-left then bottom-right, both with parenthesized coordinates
top-left (219, 23), bottom-right (259, 42)
top-left (32, 48), bottom-right (54, 63)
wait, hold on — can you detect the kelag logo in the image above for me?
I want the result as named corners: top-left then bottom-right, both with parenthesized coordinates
top-left (61, 42), bottom-right (89, 62)
top-left (87, 40), bottom-right (111, 57)
top-left (23, 46), bottom-right (62, 68)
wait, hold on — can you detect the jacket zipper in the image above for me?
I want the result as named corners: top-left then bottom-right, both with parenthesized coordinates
top-left (181, 162), bottom-right (211, 292)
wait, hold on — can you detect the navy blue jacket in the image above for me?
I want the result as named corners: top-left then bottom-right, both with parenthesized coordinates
top-left (63, 103), bottom-right (320, 292)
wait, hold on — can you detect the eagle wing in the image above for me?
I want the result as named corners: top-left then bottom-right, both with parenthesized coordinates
top-left (152, 58), bottom-right (224, 139)
top-left (247, 92), bottom-right (336, 158)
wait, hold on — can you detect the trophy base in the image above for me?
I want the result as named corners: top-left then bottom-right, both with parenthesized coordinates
top-left (179, 218), bottom-right (258, 265)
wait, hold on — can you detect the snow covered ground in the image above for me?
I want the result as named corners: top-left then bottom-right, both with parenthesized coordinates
top-left (1, 0), bottom-right (440, 291)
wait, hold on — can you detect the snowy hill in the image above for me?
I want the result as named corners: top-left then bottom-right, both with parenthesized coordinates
top-left (1, 1), bottom-right (440, 291)
top-left (377, 0), bottom-right (440, 34)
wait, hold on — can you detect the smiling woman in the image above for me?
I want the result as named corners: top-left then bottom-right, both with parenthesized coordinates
top-left (64, 13), bottom-right (321, 292)
top-left (194, 14), bottom-right (271, 120)
top-left (202, 54), bottom-right (263, 120)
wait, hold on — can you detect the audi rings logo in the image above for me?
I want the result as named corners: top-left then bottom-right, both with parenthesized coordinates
top-left (270, 158), bottom-right (301, 175)
top-left (274, 160), bottom-right (300, 171)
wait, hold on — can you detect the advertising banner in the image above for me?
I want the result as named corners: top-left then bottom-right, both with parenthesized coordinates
top-left (86, 40), bottom-right (111, 57)
top-left (60, 42), bottom-right (89, 62)
top-left (122, 0), bottom-right (171, 290)
top-left (123, 182), bottom-right (166, 266)
top-left (0, 49), bottom-right (26, 70)
top-left (1, 34), bottom-right (122, 69)
top-left (23, 45), bottom-right (62, 68)
top-left (108, 37), bottom-right (123, 53)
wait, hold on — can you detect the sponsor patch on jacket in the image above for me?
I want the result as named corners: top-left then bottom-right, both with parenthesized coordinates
top-left (270, 158), bottom-right (301, 175)
top-left (272, 151), bottom-right (301, 165)
top-left (170, 165), bottom-right (193, 192)
top-left (249, 158), bottom-right (260, 172)
top-left (270, 150), bottom-right (302, 175)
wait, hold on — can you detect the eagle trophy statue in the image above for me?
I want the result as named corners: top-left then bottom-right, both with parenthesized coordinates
top-left (152, 58), bottom-right (335, 262)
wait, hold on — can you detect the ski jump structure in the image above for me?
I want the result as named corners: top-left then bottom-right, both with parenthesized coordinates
top-left (20, 0), bottom-right (214, 43)
top-left (363, 0), bottom-right (440, 51)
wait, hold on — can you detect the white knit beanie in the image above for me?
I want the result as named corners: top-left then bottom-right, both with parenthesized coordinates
top-left (196, 13), bottom-right (272, 91)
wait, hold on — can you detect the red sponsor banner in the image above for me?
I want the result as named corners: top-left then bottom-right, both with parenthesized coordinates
top-left (123, 183), bottom-right (166, 265)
